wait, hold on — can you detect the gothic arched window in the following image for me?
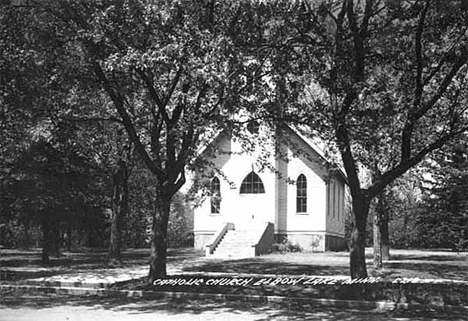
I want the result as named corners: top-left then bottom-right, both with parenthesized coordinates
top-left (211, 177), bottom-right (221, 214)
top-left (240, 171), bottom-right (265, 194)
top-left (296, 174), bottom-right (307, 213)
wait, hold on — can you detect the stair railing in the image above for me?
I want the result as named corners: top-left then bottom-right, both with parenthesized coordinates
top-left (205, 222), bottom-right (235, 256)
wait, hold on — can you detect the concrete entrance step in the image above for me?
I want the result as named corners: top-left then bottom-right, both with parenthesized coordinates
top-left (212, 229), bottom-right (261, 258)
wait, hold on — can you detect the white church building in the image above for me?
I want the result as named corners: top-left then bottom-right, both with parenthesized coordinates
top-left (193, 122), bottom-right (347, 258)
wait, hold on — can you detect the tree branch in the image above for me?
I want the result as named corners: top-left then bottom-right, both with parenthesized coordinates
top-left (93, 62), bottom-right (164, 177)
top-left (346, 0), bottom-right (365, 83)
top-left (421, 50), bottom-right (468, 118)
top-left (136, 68), bottom-right (170, 124)
top-left (150, 117), bottom-right (163, 167)
top-left (335, 114), bottom-right (363, 202)
top-left (402, 31), bottom-right (467, 161)
top-left (422, 28), bottom-right (467, 87)
top-left (413, 1), bottom-right (430, 111)
top-left (360, 0), bottom-right (374, 37)
top-left (163, 66), bottom-right (183, 108)
top-left (369, 126), bottom-right (468, 198)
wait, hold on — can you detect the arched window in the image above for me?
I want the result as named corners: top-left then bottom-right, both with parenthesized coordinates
top-left (240, 171), bottom-right (265, 194)
top-left (296, 174), bottom-right (307, 213)
top-left (210, 177), bottom-right (221, 214)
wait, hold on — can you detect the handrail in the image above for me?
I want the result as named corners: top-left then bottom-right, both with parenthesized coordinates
top-left (205, 222), bottom-right (234, 255)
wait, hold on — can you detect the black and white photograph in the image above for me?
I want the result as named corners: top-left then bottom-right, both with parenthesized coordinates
top-left (1, 0), bottom-right (467, 320)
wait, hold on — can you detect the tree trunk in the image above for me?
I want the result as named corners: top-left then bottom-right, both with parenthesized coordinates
top-left (50, 222), bottom-right (60, 256)
top-left (373, 209), bottom-right (383, 269)
top-left (373, 189), bottom-right (391, 266)
top-left (402, 208), bottom-right (409, 248)
top-left (373, 192), bottom-right (387, 269)
top-left (41, 218), bottom-right (60, 264)
top-left (350, 225), bottom-right (368, 278)
top-left (41, 219), bottom-right (50, 265)
top-left (108, 160), bottom-right (128, 266)
top-left (148, 194), bottom-right (171, 283)
top-left (349, 198), bottom-right (370, 279)
top-left (381, 214), bottom-right (390, 260)
top-left (66, 226), bottom-right (72, 251)
top-left (23, 221), bottom-right (30, 249)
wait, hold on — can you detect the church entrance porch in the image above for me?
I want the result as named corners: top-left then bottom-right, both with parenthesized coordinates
top-left (205, 222), bottom-right (275, 258)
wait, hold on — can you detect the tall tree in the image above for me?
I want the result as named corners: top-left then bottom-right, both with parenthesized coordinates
top-left (108, 144), bottom-right (131, 266)
top-left (0, 1), bottom-right (80, 257)
top-left (266, 0), bottom-right (468, 277)
top-left (418, 138), bottom-right (468, 251)
top-left (1, 0), bottom-right (130, 258)
top-left (25, 0), bottom-right (272, 281)
top-left (388, 171), bottom-right (423, 249)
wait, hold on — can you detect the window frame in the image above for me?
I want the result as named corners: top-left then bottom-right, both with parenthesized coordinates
top-left (240, 171), bottom-right (265, 194)
top-left (296, 174), bottom-right (307, 214)
top-left (210, 177), bottom-right (221, 214)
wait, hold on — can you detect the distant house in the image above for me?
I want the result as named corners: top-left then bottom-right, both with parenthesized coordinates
top-left (193, 122), bottom-right (347, 258)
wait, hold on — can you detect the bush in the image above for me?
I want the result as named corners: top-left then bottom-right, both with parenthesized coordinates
top-left (270, 238), bottom-right (302, 253)
top-left (311, 235), bottom-right (323, 252)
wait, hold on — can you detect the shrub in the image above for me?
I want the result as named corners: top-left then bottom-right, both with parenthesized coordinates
top-left (270, 238), bottom-right (303, 253)
top-left (311, 235), bottom-right (323, 252)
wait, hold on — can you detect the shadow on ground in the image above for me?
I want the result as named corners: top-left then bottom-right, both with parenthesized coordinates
top-left (0, 248), bottom-right (200, 269)
top-left (376, 262), bottom-right (468, 280)
top-left (0, 290), bottom-right (466, 321)
top-left (1, 247), bottom-right (467, 281)
top-left (0, 248), bottom-right (204, 282)
top-left (181, 250), bottom-right (468, 281)
top-left (182, 259), bottom-right (350, 276)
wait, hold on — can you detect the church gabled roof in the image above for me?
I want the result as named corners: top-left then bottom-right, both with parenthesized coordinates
top-left (196, 122), bottom-right (348, 184)
top-left (287, 125), bottom-right (348, 184)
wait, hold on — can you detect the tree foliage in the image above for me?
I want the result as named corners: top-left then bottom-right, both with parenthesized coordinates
top-left (418, 139), bottom-right (468, 251)
top-left (2, 0), bottom-right (468, 280)
top-left (16, 0), bottom-right (275, 280)
top-left (261, 0), bottom-right (468, 277)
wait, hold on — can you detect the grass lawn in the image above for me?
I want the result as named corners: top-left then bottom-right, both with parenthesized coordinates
top-left (0, 247), bottom-right (201, 281)
top-left (1, 247), bottom-right (467, 281)
top-left (2, 247), bottom-right (467, 310)
top-left (0, 247), bottom-right (200, 269)
top-left (188, 248), bottom-right (468, 281)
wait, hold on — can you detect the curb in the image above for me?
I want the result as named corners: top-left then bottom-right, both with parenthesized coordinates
top-left (17, 278), bottom-right (138, 289)
top-left (2, 283), bottom-right (468, 314)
